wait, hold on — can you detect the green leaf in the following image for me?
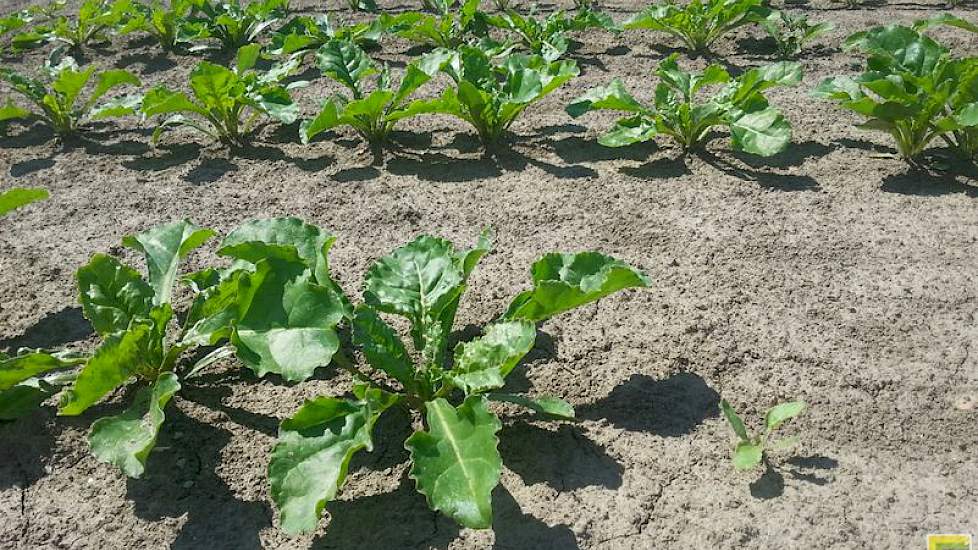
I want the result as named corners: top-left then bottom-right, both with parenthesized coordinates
top-left (449, 321), bottom-right (536, 394)
top-left (720, 399), bottom-right (750, 442)
top-left (122, 220), bottom-right (214, 306)
top-left (566, 78), bottom-right (645, 117)
top-left (728, 107), bottom-right (791, 156)
top-left (0, 382), bottom-right (58, 420)
top-left (88, 372), bottom-right (180, 478)
top-left (487, 392), bottom-right (575, 420)
top-left (406, 396), bottom-right (502, 529)
top-left (364, 235), bottom-right (465, 349)
top-left (76, 254), bottom-right (155, 336)
top-left (315, 39), bottom-right (376, 97)
top-left (0, 352), bottom-right (83, 391)
top-left (0, 187), bottom-right (48, 217)
top-left (732, 440), bottom-right (763, 470)
top-left (59, 324), bottom-right (152, 416)
top-left (141, 86), bottom-right (208, 118)
top-left (0, 100), bottom-right (32, 123)
top-left (236, 43), bottom-right (262, 72)
top-left (87, 69), bottom-right (140, 107)
top-left (352, 306), bottom-right (416, 391)
top-left (503, 252), bottom-right (650, 323)
top-left (269, 393), bottom-right (394, 534)
top-left (232, 262), bottom-right (345, 382)
top-left (300, 98), bottom-right (341, 144)
top-left (764, 401), bottom-right (806, 432)
top-left (597, 114), bottom-right (658, 147)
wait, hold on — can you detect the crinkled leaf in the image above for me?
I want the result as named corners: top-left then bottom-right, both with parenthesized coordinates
top-left (449, 321), bottom-right (535, 394)
top-left (122, 220), bottom-right (214, 306)
top-left (89, 372), bottom-right (179, 478)
top-left (315, 39), bottom-right (376, 96)
top-left (503, 252), bottom-right (650, 323)
top-left (352, 306), bottom-right (416, 391)
top-left (77, 254), bottom-right (155, 336)
top-left (406, 396), bottom-right (502, 529)
top-left (269, 392), bottom-right (394, 534)
top-left (729, 107), bottom-right (791, 156)
top-left (59, 323), bottom-right (152, 416)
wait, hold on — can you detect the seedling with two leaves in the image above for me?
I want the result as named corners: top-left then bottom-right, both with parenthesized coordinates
top-left (623, 0), bottom-right (770, 55)
top-left (814, 24), bottom-right (978, 165)
top-left (415, 46), bottom-right (580, 147)
top-left (185, 219), bottom-right (650, 534)
top-left (721, 399), bottom-right (806, 470)
top-left (182, 0), bottom-right (289, 51)
top-left (0, 52), bottom-right (141, 138)
top-left (141, 44), bottom-right (305, 146)
top-left (760, 10), bottom-right (833, 60)
top-left (567, 54), bottom-right (801, 157)
top-left (300, 39), bottom-right (442, 155)
top-left (0, 220), bottom-right (229, 479)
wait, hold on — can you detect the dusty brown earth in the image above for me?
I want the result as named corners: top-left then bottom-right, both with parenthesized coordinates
top-left (1, 0), bottom-right (977, 548)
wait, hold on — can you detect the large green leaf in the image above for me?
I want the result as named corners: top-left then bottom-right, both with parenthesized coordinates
top-left (566, 78), bottom-right (646, 117)
top-left (0, 187), bottom-right (48, 217)
top-left (76, 254), bottom-right (155, 336)
top-left (0, 352), bottom-right (83, 391)
top-left (363, 235), bottom-right (465, 350)
top-left (844, 25), bottom-right (947, 77)
top-left (269, 390), bottom-right (395, 534)
top-left (122, 220), bottom-right (214, 306)
top-left (729, 107), bottom-right (791, 156)
top-left (503, 252), bottom-right (650, 323)
top-left (59, 324), bottom-right (152, 416)
top-left (405, 396), bottom-right (502, 529)
top-left (232, 261), bottom-right (346, 382)
top-left (449, 321), bottom-right (535, 394)
top-left (89, 372), bottom-right (180, 478)
top-left (352, 306), bottom-right (416, 391)
top-left (315, 38), bottom-right (376, 97)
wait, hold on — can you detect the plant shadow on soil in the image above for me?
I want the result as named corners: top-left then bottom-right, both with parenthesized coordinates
top-left (749, 455), bottom-right (840, 500)
top-left (881, 167), bottom-right (978, 198)
top-left (0, 306), bottom-right (93, 352)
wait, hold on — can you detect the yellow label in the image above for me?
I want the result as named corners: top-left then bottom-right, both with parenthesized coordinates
top-left (928, 534), bottom-right (973, 550)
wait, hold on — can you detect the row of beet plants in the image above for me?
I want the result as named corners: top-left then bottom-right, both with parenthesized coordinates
top-left (0, 216), bottom-right (651, 534)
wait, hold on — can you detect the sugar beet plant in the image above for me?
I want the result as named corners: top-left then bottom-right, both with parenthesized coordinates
top-left (40, 0), bottom-right (133, 52)
top-left (721, 399), bottom-right (806, 470)
top-left (268, 15), bottom-right (387, 56)
top-left (183, 0), bottom-right (288, 51)
top-left (623, 0), bottom-right (769, 55)
top-left (415, 46), bottom-right (580, 147)
top-left (117, 0), bottom-right (197, 52)
top-left (814, 24), bottom-right (978, 164)
top-left (300, 40), bottom-right (441, 153)
top-left (233, 223), bottom-right (650, 534)
top-left (141, 44), bottom-right (303, 146)
top-left (568, 54), bottom-right (801, 157)
top-left (760, 11), bottom-right (833, 60)
top-left (0, 53), bottom-right (141, 138)
top-left (385, 0), bottom-right (489, 50)
top-left (0, 220), bottom-right (228, 478)
top-left (484, 8), bottom-right (618, 62)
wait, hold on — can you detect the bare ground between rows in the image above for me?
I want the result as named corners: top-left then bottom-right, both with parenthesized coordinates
top-left (1, 0), bottom-right (977, 549)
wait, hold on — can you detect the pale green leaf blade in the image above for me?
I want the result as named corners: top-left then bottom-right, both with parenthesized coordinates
top-left (122, 220), bottom-right (215, 306)
top-left (89, 372), bottom-right (180, 478)
top-left (503, 252), bottom-right (650, 323)
top-left (0, 187), bottom-right (48, 217)
top-left (76, 254), bottom-right (155, 336)
top-left (406, 396), bottom-right (502, 529)
top-left (732, 441), bottom-right (763, 470)
top-left (0, 352), bottom-right (83, 390)
top-left (449, 321), bottom-right (536, 395)
top-left (764, 401), bottom-right (806, 432)
top-left (58, 324), bottom-right (151, 416)
top-left (728, 107), bottom-right (792, 157)
top-left (566, 78), bottom-right (645, 117)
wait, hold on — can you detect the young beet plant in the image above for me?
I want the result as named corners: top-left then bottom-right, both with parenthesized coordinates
top-left (814, 24), bottom-right (978, 165)
top-left (183, 0), bottom-right (288, 51)
top-left (0, 53), bottom-right (141, 138)
top-left (386, 0), bottom-right (489, 50)
top-left (0, 220), bottom-right (225, 477)
top-left (300, 39), bottom-right (441, 154)
top-left (268, 15), bottom-right (387, 56)
top-left (721, 399), bottom-right (806, 470)
top-left (484, 8), bottom-right (618, 62)
top-left (760, 10), bottom-right (833, 59)
top-left (623, 0), bottom-right (769, 55)
top-left (416, 46), bottom-right (580, 147)
top-left (141, 44), bottom-right (303, 146)
top-left (117, 0), bottom-right (196, 52)
top-left (567, 54), bottom-right (801, 157)
top-left (43, 0), bottom-right (133, 52)
top-left (242, 224), bottom-right (650, 534)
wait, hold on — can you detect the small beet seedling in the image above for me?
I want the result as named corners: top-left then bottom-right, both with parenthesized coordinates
top-left (0, 52), bottom-right (141, 138)
top-left (193, 221), bottom-right (651, 535)
top-left (760, 10), bottom-right (833, 59)
top-left (720, 399), bottom-right (806, 470)
top-left (568, 54), bottom-right (801, 157)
